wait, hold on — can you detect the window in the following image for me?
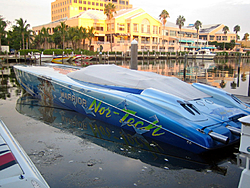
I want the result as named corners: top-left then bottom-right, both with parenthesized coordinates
top-left (153, 26), bottom-right (158, 34)
top-left (133, 24), bottom-right (138, 32)
top-left (141, 19), bottom-right (150, 34)
top-left (79, 0), bottom-right (82, 3)
top-left (100, 3), bottom-right (103, 6)
top-left (74, 0), bottom-right (77, 3)
top-left (209, 35), bottom-right (215, 40)
top-left (216, 36), bottom-right (221, 40)
top-left (117, 23), bottom-right (125, 31)
top-left (96, 3), bottom-right (99, 6)
top-left (79, 6), bottom-right (82, 10)
top-left (92, 2), bottom-right (95, 5)
top-left (88, 1), bottom-right (90, 5)
top-left (170, 30), bottom-right (176, 36)
top-left (127, 23), bottom-right (130, 33)
top-left (83, 1), bottom-right (86, 4)
top-left (222, 36), bottom-right (227, 41)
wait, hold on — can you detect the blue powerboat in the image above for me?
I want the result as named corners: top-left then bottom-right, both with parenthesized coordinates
top-left (13, 63), bottom-right (250, 153)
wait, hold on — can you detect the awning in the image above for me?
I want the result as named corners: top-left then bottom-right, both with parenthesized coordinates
top-left (179, 39), bottom-right (195, 43)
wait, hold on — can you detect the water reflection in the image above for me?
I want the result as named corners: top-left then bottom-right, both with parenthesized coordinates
top-left (0, 65), bottom-right (23, 99)
top-left (16, 93), bottom-right (239, 175)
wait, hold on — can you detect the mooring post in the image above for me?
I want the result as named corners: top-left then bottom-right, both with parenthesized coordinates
top-left (130, 39), bottom-right (138, 70)
top-left (183, 54), bottom-right (187, 81)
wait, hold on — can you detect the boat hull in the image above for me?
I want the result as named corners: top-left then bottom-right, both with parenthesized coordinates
top-left (13, 64), bottom-right (249, 153)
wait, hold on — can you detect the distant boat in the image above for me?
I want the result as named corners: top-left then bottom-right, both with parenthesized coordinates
top-left (72, 55), bottom-right (94, 62)
top-left (188, 49), bottom-right (216, 60)
top-left (0, 119), bottom-right (49, 188)
top-left (34, 53), bottom-right (54, 62)
top-left (51, 55), bottom-right (73, 64)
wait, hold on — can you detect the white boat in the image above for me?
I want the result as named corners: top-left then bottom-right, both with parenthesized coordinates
top-left (188, 49), bottom-right (216, 60)
top-left (34, 53), bottom-right (54, 62)
top-left (0, 119), bottom-right (49, 188)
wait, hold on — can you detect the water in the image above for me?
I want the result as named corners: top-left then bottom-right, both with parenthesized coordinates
top-left (0, 59), bottom-right (249, 187)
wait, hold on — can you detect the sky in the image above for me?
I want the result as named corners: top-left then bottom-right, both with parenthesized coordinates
top-left (1, 0), bottom-right (249, 39)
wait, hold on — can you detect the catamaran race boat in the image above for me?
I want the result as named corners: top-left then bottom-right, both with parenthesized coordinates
top-left (13, 64), bottom-right (250, 153)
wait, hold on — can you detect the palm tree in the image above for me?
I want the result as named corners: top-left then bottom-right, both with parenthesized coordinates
top-left (233, 25), bottom-right (240, 42)
top-left (159, 10), bottom-right (170, 48)
top-left (242, 33), bottom-right (249, 41)
top-left (40, 27), bottom-right (50, 50)
top-left (87, 26), bottom-right (95, 51)
top-left (194, 20), bottom-right (202, 48)
top-left (222, 26), bottom-right (229, 50)
top-left (104, 3), bottom-right (116, 52)
top-left (58, 22), bottom-right (68, 50)
top-left (14, 18), bottom-right (30, 49)
top-left (68, 26), bottom-right (78, 50)
top-left (80, 26), bottom-right (87, 50)
top-left (176, 15), bottom-right (186, 51)
top-left (0, 16), bottom-right (8, 52)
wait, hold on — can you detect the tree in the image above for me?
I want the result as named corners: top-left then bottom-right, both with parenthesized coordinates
top-left (194, 20), bottom-right (202, 48)
top-left (14, 18), bottom-right (30, 49)
top-left (87, 26), bottom-right (95, 51)
top-left (222, 26), bottom-right (229, 50)
top-left (159, 10), bottom-right (170, 48)
top-left (104, 3), bottom-right (116, 52)
top-left (0, 16), bottom-right (8, 52)
top-left (242, 33), bottom-right (249, 41)
top-left (57, 22), bottom-right (68, 50)
top-left (176, 15), bottom-right (186, 51)
top-left (233, 25), bottom-right (240, 42)
top-left (68, 26), bottom-right (78, 50)
top-left (80, 26), bottom-right (87, 49)
top-left (40, 27), bottom-right (51, 50)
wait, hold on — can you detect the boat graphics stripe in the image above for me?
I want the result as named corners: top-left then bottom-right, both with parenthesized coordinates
top-left (0, 152), bottom-right (17, 171)
top-left (0, 149), bottom-right (9, 155)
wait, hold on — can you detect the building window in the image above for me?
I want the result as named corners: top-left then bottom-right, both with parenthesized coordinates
top-left (216, 36), bottom-right (221, 40)
top-left (117, 23), bottom-right (125, 31)
top-left (133, 24), bottom-right (138, 32)
top-left (127, 23), bottom-right (130, 33)
top-left (88, 1), bottom-right (90, 5)
top-left (83, 1), bottom-right (86, 4)
top-left (153, 26), bottom-right (158, 34)
top-left (96, 3), bottom-right (99, 6)
top-left (79, 7), bottom-right (82, 10)
top-left (141, 19), bottom-right (150, 34)
top-left (209, 35), bottom-right (215, 40)
top-left (100, 3), bottom-right (103, 6)
top-left (79, 0), bottom-right (82, 3)
top-left (92, 2), bottom-right (95, 5)
top-left (84, 7), bottom-right (86, 10)
top-left (74, 0), bottom-right (77, 3)
top-left (222, 36), bottom-right (227, 41)
top-left (170, 30), bottom-right (176, 36)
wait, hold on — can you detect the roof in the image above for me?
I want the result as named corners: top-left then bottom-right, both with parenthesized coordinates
top-left (78, 10), bottom-right (106, 20)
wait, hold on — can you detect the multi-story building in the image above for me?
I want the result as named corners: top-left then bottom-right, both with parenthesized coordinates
top-left (33, 2), bottom-right (236, 52)
top-left (51, 0), bottom-right (133, 22)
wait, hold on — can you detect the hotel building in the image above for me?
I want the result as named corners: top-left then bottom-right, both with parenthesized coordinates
top-left (33, 1), bottom-right (237, 52)
top-left (51, 0), bottom-right (133, 22)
